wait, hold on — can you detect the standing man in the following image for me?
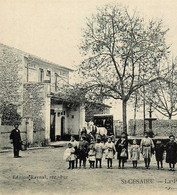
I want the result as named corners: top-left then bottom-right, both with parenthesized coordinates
top-left (140, 131), bottom-right (154, 169)
top-left (10, 124), bottom-right (22, 158)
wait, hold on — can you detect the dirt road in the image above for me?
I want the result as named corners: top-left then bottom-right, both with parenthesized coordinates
top-left (0, 146), bottom-right (177, 195)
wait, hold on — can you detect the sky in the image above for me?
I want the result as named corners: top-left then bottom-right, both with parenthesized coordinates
top-left (0, 0), bottom-right (177, 69)
top-left (0, 0), bottom-right (177, 120)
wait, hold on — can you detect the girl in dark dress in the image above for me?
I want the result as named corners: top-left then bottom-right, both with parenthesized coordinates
top-left (154, 140), bottom-right (165, 169)
top-left (115, 132), bottom-right (128, 169)
top-left (78, 136), bottom-right (89, 169)
top-left (166, 135), bottom-right (177, 171)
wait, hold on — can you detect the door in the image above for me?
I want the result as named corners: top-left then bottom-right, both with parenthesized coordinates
top-left (50, 110), bottom-right (56, 141)
top-left (61, 117), bottom-right (65, 138)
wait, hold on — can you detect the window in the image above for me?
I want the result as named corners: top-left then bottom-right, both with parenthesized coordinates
top-left (39, 68), bottom-right (44, 82)
top-left (46, 70), bottom-right (51, 83)
top-left (61, 111), bottom-right (65, 115)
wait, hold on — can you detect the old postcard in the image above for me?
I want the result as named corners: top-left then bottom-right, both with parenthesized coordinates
top-left (0, 0), bottom-right (177, 195)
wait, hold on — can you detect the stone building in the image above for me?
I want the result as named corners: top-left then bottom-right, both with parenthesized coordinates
top-left (0, 44), bottom-right (85, 148)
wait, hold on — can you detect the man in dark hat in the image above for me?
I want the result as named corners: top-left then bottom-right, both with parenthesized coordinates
top-left (10, 124), bottom-right (22, 158)
top-left (166, 135), bottom-right (177, 171)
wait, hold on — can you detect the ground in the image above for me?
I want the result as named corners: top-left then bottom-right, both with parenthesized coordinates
top-left (0, 146), bottom-right (177, 195)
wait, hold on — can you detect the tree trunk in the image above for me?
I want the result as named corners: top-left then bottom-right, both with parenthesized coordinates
top-left (122, 99), bottom-right (127, 133)
top-left (168, 114), bottom-right (172, 134)
top-left (133, 94), bottom-right (138, 136)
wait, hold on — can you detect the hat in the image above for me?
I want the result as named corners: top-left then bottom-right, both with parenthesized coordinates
top-left (81, 135), bottom-right (86, 139)
top-left (68, 143), bottom-right (72, 147)
top-left (169, 134), bottom-right (175, 139)
top-left (121, 132), bottom-right (127, 137)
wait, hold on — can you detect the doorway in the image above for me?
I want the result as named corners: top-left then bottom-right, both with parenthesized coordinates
top-left (50, 110), bottom-right (56, 141)
top-left (61, 117), bottom-right (65, 138)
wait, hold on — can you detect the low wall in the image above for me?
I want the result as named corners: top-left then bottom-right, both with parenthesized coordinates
top-left (128, 119), bottom-right (177, 137)
top-left (0, 119), bottom-right (27, 148)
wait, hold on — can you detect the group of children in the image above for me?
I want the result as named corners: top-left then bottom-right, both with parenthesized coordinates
top-left (63, 133), bottom-right (177, 171)
top-left (64, 135), bottom-right (104, 169)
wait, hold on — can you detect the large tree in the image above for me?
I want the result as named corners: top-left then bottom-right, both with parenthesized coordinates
top-left (79, 5), bottom-right (169, 132)
top-left (142, 57), bottom-right (177, 120)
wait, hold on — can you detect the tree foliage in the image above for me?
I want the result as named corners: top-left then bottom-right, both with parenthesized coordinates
top-left (79, 4), bottom-right (169, 132)
top-left (142, 57), bottom-right (177, 119)
top-left (55, 83), bottom-right (106, 109)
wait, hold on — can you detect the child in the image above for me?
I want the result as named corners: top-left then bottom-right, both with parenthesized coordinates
top-left (130, 139), bottom-right (140, 168)
top-left (154, 140), bottom-right (165, 169)
top-left (95, 138), bottom-right (104, 168)
top-left (78, 136), bottom-right (89, 169)
top-left (104, 137), bottom-right (116, 169)
top-left (69, 135), bottom-right (79, 168)
top-left (88, 140), bottom-right (96, 168)
top-left (166, 135), bottom-right (177, 171)
top-left (63, 143), bottom-right (75, 169)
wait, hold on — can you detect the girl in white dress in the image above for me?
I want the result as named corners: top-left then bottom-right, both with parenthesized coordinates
top-left (130, 139), bottom-right (140, 168)
top-left (88, 141), bottom-right (96, 168)
top-left (95, 138), bottom-right (104, 168)
top-left (63, 143), bottom-right (75, 169)
top-left (104, 137), bottom-right (116, 169)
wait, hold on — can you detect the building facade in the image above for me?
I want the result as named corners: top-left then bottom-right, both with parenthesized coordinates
top-left (0, 44), bottom-right (85, 148)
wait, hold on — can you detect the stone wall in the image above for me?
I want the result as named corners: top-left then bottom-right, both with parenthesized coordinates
top-left (23, 82), bottom-right (50, 144)
top-left (0, 118), bottom-right (28, 148)
top-left (0, 44), bottom-right (25, 148)
top-left (128, 119), bottom-right (177, 137)
top-left (0, 44), bottom-right (24, 117)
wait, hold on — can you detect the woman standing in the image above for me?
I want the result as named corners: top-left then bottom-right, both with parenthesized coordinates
top-left (140, 132), bottom-right (154, 169)
top-left (115, 132), bottom-right (128, 169)
top-left (166, 135), bottom-right (177, 171)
